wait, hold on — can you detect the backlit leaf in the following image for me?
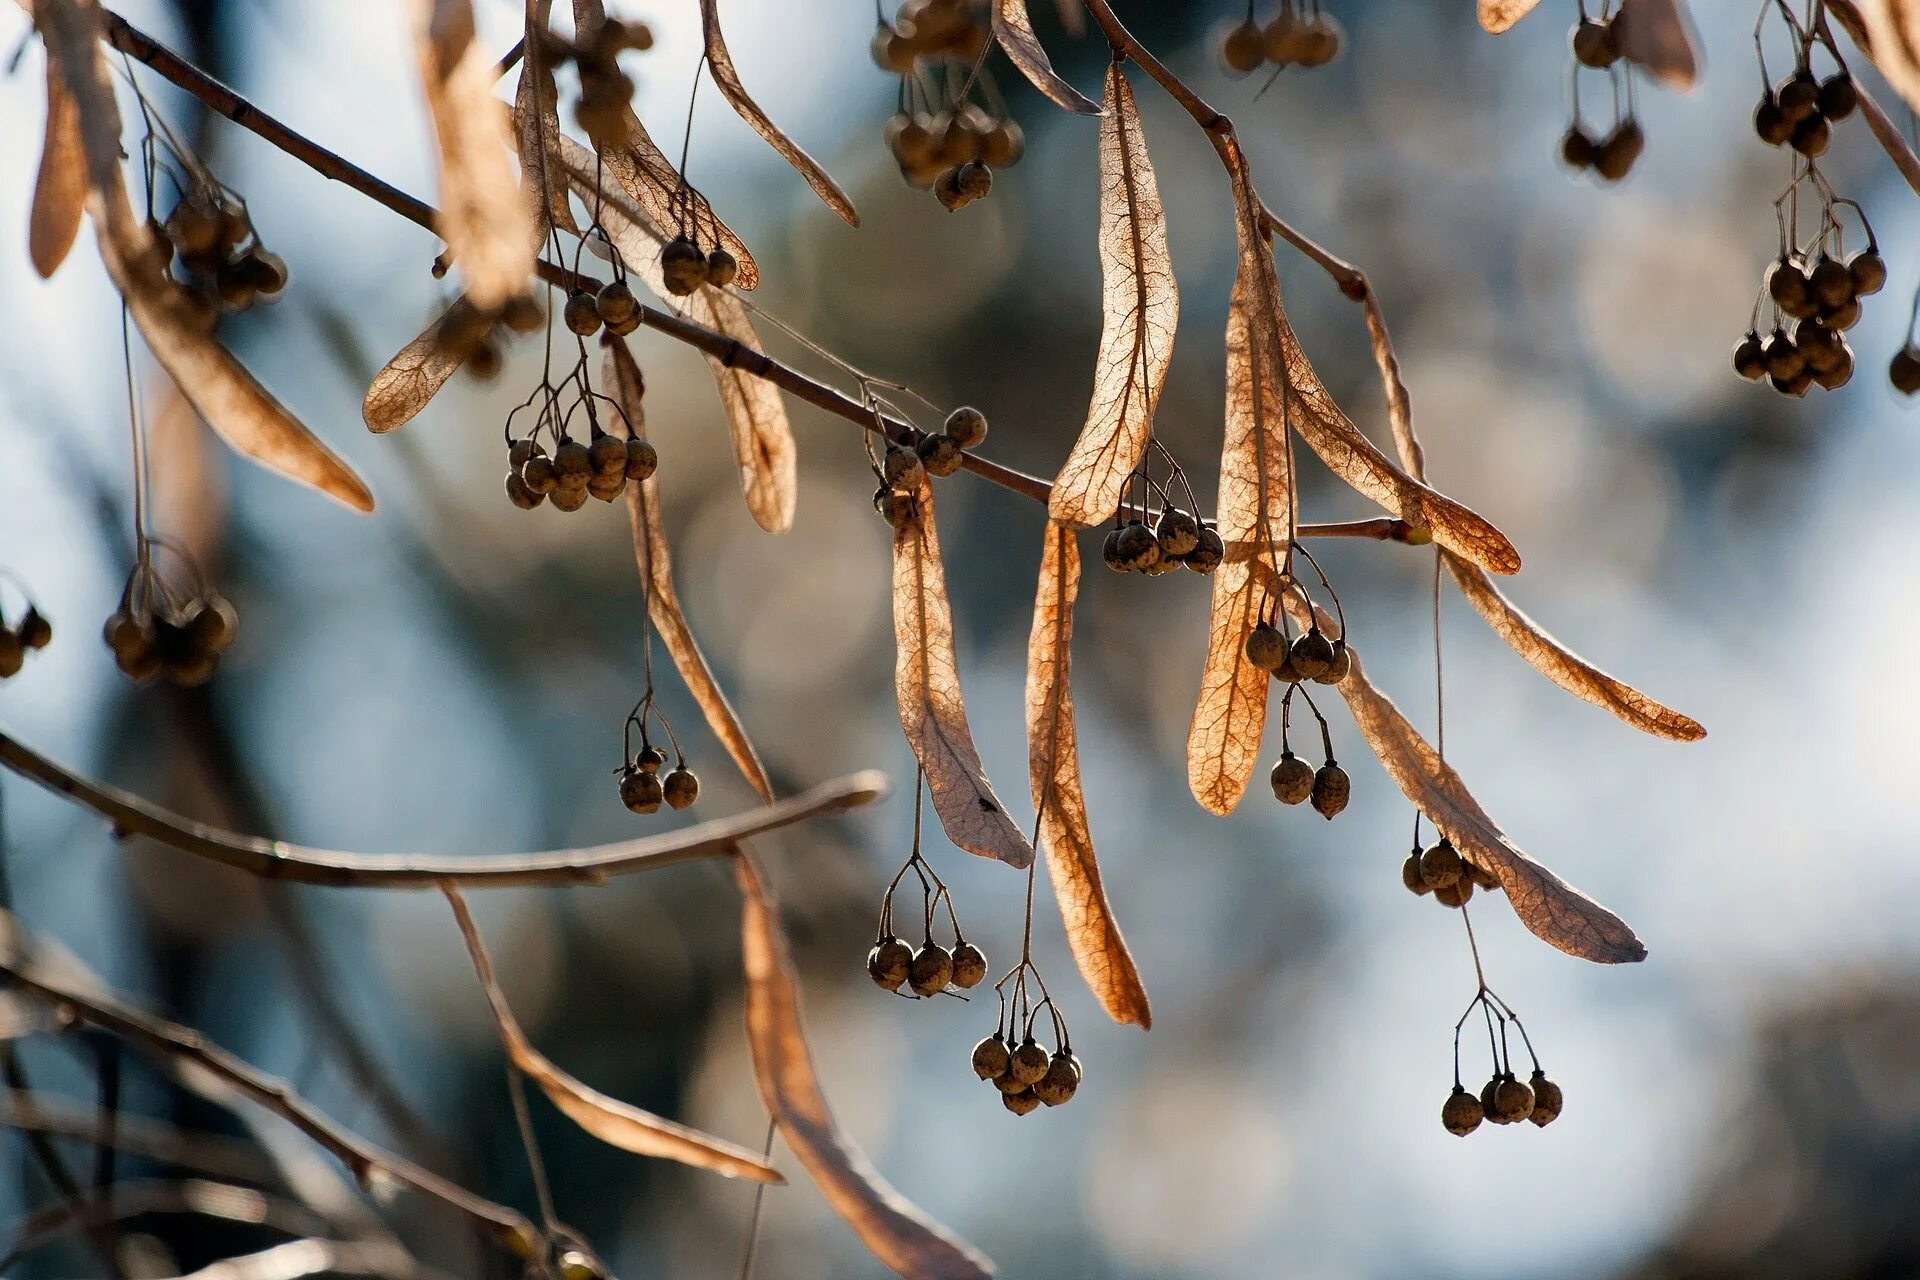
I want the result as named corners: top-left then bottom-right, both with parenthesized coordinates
top-left (992, 0), bottom-right (1100, 114)
top-left (363, 311), bottom-right (463, 433)
top-left (1478, 0), bottom-right (1544, 32)
top-left (29, 57), bottom-right (86, 278)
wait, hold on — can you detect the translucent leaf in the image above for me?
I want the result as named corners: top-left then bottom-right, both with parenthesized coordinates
top-left (892, 478), bottom-right (1034, 869)
top-left (363, 311), bottom-right (463, 434)
top-left (1478, 0), bottom-right (1544, 32)
top-left (698, 0), bottom-right (859, 225)
top-left (1612, 0), bottom-right (1700, 89)
top-left (512, 0), bottom-right (579, 243)
top-left (444, 887), bottom-right (782, 1182)
top-left (991, 0), bottom-right (1100, 114)
top-left (29, 58), bottom-right (86, 278)
top-left (1050, 65), bottom-right (1176, 528)
top-left (1027, 520), bottom-right (1150, 1026)
top-left (605, 336), bottom-right (776, 803)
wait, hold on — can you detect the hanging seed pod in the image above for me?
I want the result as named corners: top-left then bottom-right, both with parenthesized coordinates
top-left (1817, 71), bottom-right (1858, 120)
top-left (1314, 638), bottom-right (1351, 685)
top-left (1480, 1075), bottom-right (1510, 1124)
top-left (635, 745), bottom-right (667, 773)
top-left (660, 238), bottom-right (709, 296)
top-left (0, 632), bottom-right (23, 680)
top-left (1754, 95), bottom-right (1793, 146)
top-left (508, 438), bottom-right (540, 470)
top-left (1768, 258), bottom-right (1815, 317)
top-left (954, 160), bottom-right (993, 202)
top-left (1154, 508), bottom-right (1201, 559)
top-left (706, 248), bottom-right (739, 288)
top-left (1296, 16), bottom-right (1341, 66)
top-left (943, 406), bottom-right (989, 449)
top-left (467, 341), bottom-right (504, 380)
top-left (1791, 114), bottom-right (1831, 158)
top-left (867, 936), bottom-right (913, 992)
top-left (1771, 368), bottom-right (1814, 397)
top-left (1032, 1052), bottom-right (1082, 1106)
top-left (1528, 1071), bottom-right (1565, 1126)
top-left (1310, 761), bottom-right (1350, 819)
top-left (1245, 622), bottom-right (1289, 670)
top-left (1269, 647), bottom-right (1303, 685)
top-left (992, 1066), bottom-right (1030, 1095)
top-left (934, 166), bottom-right (969, 212)
top-left (971, 1034), bottom-right (1012, 1080)
top-left (243, 249), bottom-right (288, 297)
top-left (1222, 18), bottom-right (1267, 73)
top-left (1762, 329), bottom-right (1805, 381)
top-left (1101, 526), bottom-right (1129, 572)
top-left (1823, 296), bottom-right (1863, 331)
top-left (506, 471), bottom-right (544, 509)
top-left (882, 445), bottom-right (925, 488)
top-left (979, 119), bottom-right (1025, 168)
top-left (1271, 752), bottom-right (1315, 804)
top-left (1777, 70), bottom-right (1820, 121)
top-left (950, 942), bottom-right (988, 989)
top-left (1798, 322), bottom-right (1843, 374)
top-left (870, 23), bottom-right (916, 72)
top-left (554, 439), bottom-right (593, 480)
top-left (1289, 628), bottom-right (1335, 680)
top-left (589, 434), bottom-right (628, 477)
top-left (103, 611), bottom-right (147, 660)
top-left (1814, 349), bottom-right (1854, 391)
top-left (1402, 851), bottom-right (1432, 896)
top-left (624, 438), bottom-right (659, 481)
top-left (596, 279), bottom-right (638, 329)
top-left (1262, 11), bottom-right (1306, 64)
top-left (916, 432), bottom-right (965, 477)
top-left (1419, 837), bottom-right (1463, 889)
top-left (587, 473), bottom-right (626, 503)
top-left (1593, 119), bottom-right (1644, 182)
top-left (1849, 249), bottom-right (1888, 297)
top-left (1731, 332), bottom-right (1767, 381)
top-left (661, 766), bottom-right (699, 810)
top-left (563, 290), bottom-right (602, 336)
top-left (908, 943), bottom-right (953, 996)
top-left (1891, 347), bottom-right (1920, 395)
top-left (1111, 520), bottom-right (1161, 572)
top-left (1570, 17), bottom-right (1616, 68)
top-left (18, 608), bottom-right (53, 652)
top-left (1494, 1074), bottom-right (1536, 1123)
top-left (1184, 524), bottom-right (1225, 574)
top-left (1559, 125), bottom-right (1597, 170)
top-left (1002, 1089), bottom-right (1041, 1116)
top-left (1434, 876), bottom-right (1474, 909)
top-left (522, 455), bottom-right (559, 495)
top-left (1442, 1085), bottom-right (1484, 1137)
top-left (187, 598), bottom-right (237, 655)
top-left (1809, 255), bottom-right (1855, 309)
top-left (1009, 1037), bottom-right (1051, 1086)
top-left (619, 767), bottom-right (664, 814)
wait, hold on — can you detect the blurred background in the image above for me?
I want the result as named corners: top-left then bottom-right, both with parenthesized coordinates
top-left (4, 1), bottom-right (1920, 1276)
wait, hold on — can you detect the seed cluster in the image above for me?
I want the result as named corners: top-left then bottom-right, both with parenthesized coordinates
top-left (149, 185), bottom-right (286, 328)
top-left (506, 426), bottom-right (657, 512)
top-left (102, 557), bottom-right (237, 688)
top-left (1219, 1), bottom-right (1344, 75)
top-left (567, 16), bottom-right (656, 148)
top-left (870, 0), bottom-right (1025, 209)
top-left (1399, 834), bottom-right (1501, 909)
top-left (873, 406), bottom-right (988, 529)
top-left (1099, 449), bottom-right (1224, 577)
top-left (617, 704), bottom-right (700, 816)
top-left (1558, 8), bottom-right (1645, 182)
top-left (0, 588), bottom-right (52, 681)
top-left (867, 848), bottom-right (987, 1000)
top-left (1441, 986), bottom-right (1563, 1138)
top-left (1250, 559), bottom-right (1354, 818)
top-left (972, 959), bottom-right (1080, 1115)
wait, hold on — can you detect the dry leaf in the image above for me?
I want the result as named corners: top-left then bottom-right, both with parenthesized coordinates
top-left (606, 335), bottom-right (776, 804)
top-left (1445, 555), bottom-right (1705, 741)
top-left (29, 57), bottom-right (86, 278)
top-left (1050, 65), bottom-right (1177, 529)
top-left (443, 886), bottom-right (782, 1183)
top-left (559, 136), bottom-right (797, 533)
top-left (414, 0), bottom-right (533, 310)
top-left (1222, 154), bottom-right (1520, 575)
top-left (1335, 649), bottom-right (1648, 965)
top-left (992, 0), bottom-right (1101, 114)
top-left (363, 311), bottom-right (464, 433)
top-left (892, 479), bottom-right (1034, 869)
top-left (1611, 0), bottom-right (1700, 89)
top-left (698, 0), bottom-right (859, 226)
top-left (1478, 0), bottom-right (1544, 32)
top-left (37, 0), bottom-right (374, 513)
top-left (1186, 238), bottom-right (1291, 817)
top-left (513, 0), bottom-right (579, 244)
top-left (1856, 82), bottom-right (1920, 196)
top-left (1027, 520), bottom-right (1151, 1027)
top-left (734, 854), bottom-right (994, 1280)
top-left (1848, 1), bottom-right (1920, 112)
top-left (1360, 286), bottom-right (1425, 485)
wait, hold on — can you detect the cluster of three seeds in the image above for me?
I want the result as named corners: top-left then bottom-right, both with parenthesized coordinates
top-left (568, 17), bottom-right (655, 147)
top-left (1100, 508), bottom-right (1225, 576)
top-left (867, 933), bottom-right (988, 998)
top-left (0, 596), bottom-right (52, 680)
top-left (1399, 834), bottom-right (1500, 908)
top-left (1218, 1), bottom-right (1344, 74)
top-left (506, 432), bottom-right (657, 512)
top-left (1559, 9), bottom-right (1646, 181)
top-left (153, 187), bottom-right (286, 326)
top-left (616, 745), bottom-right (699, 815)
top-left (873, 407), bottom-right (988, 529)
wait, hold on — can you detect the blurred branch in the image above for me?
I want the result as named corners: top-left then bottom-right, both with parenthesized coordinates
top-left (91, 8), bottom-right (1404, 542)
top-left (0, 1092), bottom-right (276, 1182)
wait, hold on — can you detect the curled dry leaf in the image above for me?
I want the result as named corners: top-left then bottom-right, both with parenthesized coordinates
top-left (606, 335), bottom-right (775, 804)
top-left (1839, 1), bottom-right (1920, 113)
top-left (414, 0), bottom-right (534, 311)
top-left (513, 0), bottom-right (579, 244)
top-left (992, 0), bottom-right (1101, 115)
top-left (30, 56), bottom-right (86, 279)
top-left (559, 136), bottom-right (797, 533)
top-left (442, 886), bottom-right (781, 1183)
top-left (362, 310), bottom-right (464, 433)
top-left (1186, 244), bottom-right (1291, 817)
top-left (1334, 648), bottom-right (1648, 965)
top-left (1478, 0), bottom-right (1544, 32)
top-left (892, 478), bottom-right (1034, 869)
top-left (1856, 81), bottom-right (1920, 197)
top-left (1222, 153), bottom-right (1519, 575)
top-left (697, 0), bottom-right (859, 226)
top-left (1050, 64), bottom-right (1177, 529)
top-left (733, 853), bottom-right (994, 1280)
top-left (1027, 520), bottom-right (1151, 1027)
top-left (1445, 555), bottom-right (1705, 742)
top-left (36, 0), bottom-right (374, 513)
top-left (1611, 0), bottom-right (1701, 90)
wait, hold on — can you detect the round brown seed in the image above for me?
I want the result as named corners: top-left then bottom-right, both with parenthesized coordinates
top-left (971, 1034), bottom-right (1011, 1080)
top-left (1271, 751), bottom-right (1315, 805)
top-left (1442, 1084), bottom-right (1484, 1137)
top-left (950, 942), bottom-right (988, 989)
top-left (1310, 761), bottom-right (1350, 819)
top-left (867, 937), bottom-right (912, 992)
top-left (908, 943), bottom-right (953, 997)
top-left (661, 766), bottom-right (699, 810)
top-left (943, 406), bottom-right (988, 449)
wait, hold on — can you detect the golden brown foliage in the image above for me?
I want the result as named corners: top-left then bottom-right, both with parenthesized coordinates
top-left (29, 58), bottom-right (85, 278)
top-left (513, 0), bottom-right (579, 243)
top-left (1611, 0), bottom-right (1701, 89)
top-left (362, 311), bottom-right (464, 433)
top-left (992, 0), bottom-right (1101, 114)
top-left (1478, 0), bottom-right (1545, 33)
top-left (1026, 520), bottom-right (1151, 1027)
